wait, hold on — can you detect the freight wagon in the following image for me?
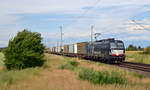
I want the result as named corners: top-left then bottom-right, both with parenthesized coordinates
top-left (77, 42), bottom-right (89, 57)
top-left (68, 44), bottom-right (74, 56)
top-left (64, 45), bottom-right (69, 55)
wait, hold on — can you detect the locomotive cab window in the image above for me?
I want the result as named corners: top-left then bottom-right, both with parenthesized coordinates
top-left (110, 43), bottom-right (117, 48)
top-left (117, 43), bottom-right (124, 48)
top-left (110, 42), bottom-right (124, 49)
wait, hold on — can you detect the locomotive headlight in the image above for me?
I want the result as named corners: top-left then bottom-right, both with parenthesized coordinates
top-left (110, 50), bottom-right (124, 56)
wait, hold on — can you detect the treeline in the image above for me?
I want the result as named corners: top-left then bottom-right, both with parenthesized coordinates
top-left (126, 44), bottom-right (143, 51)
top-left (126, 44), bottom-right (150, 54)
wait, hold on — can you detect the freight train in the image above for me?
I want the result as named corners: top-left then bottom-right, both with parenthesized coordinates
top-left (48, 38), bottom-right (125, 63)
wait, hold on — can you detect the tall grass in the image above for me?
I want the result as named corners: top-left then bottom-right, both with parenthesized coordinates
top-left (0, 52), bottom-right (4, 66)
top-left (78, 68), bottom-right (127, 85)
top-left (0, 68), bottom-right (41, 88)
top-left (129, 72), bottom-right (146, 79)
top-left (126, 51), bottom-right (150, 64)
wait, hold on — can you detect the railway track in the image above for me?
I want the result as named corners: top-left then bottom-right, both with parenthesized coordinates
top-left (118, 62), bottom-right (150, 72)
top-left (50, 53), bottom-right (150, 74)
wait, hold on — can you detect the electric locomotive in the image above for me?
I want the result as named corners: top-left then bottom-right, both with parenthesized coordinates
top-left (88, 38), bottom-right (125, 63)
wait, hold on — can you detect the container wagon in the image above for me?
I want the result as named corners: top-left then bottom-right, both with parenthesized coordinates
top-left (68, 44), bottom-right (74, 56)
top-left (77, 42), bottom-right (89, 57)
top-left (73, 44), bottom-right (78, 56)
top-left (64, 45), bottom-right (69, 55)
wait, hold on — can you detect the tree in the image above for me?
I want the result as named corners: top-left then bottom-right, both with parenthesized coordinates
top-left (126, 44), bottom-right (137, 51)
top-left (138, 46), bottom-right (141, 50)
top-left (4, 29), bottom-right (45, 70)
top-left (137, 46), bottom-right (143, 51)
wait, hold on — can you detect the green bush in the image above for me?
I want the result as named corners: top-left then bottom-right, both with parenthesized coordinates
top-left (69, 61), bottom-right (79, 67)
top-left (144, 46), bottom-right (150, 54)
top-left (59, 61), bottom-right (79, 70)
top-left (78, 68), bottom-right (127, 85)
top-left (4, 30), bottom-right (45, 70)
top-left (129, 72), bottom-right (146, 79)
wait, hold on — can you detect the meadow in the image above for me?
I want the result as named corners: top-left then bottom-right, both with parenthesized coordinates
top-left (0, 54), bottom-right (150, 90)
top-left (126, 51), bottom-right (150, 64)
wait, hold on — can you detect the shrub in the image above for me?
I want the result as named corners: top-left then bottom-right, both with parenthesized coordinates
top-left (69, 61), bottom-right (79, 67)
top-left (59, 61), bottom-right (79, 70)
top-left (78, 68), bottom-right (127, 85)
top-left (144, 46), bottom-right (150, 54)
top-left (4, 29), bottom-right (45, 70)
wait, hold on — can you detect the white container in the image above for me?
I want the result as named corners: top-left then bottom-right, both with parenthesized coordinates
top-left (68, 44), bottom-right (74, 53)
top-left (56, 47), bottom-right (58, 52)
top-left (53, 47), bottom-right (56, 52)
top-left (57, 46), bottom-right (61, 53)
top-left (74, 44), bottom-right (77, 54)
top-left (49, 48), bottom-right (52, 52)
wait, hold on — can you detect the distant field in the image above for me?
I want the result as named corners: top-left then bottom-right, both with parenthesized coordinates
top-left (0, 52), bottom-right (4, 66)
top-left (126, 51), bottom-right (150, 64)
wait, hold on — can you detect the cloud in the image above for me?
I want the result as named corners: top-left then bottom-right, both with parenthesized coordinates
top-left (0, 41), bottom-right (7, 45)
top-left (1, 0), bottom-right (150, 47)
top-left (63, 1), bottom-right (150, 42)
top-left (0, 38), bottom-right (9, 47)
top-left (121, 36), bottom-right (150, 41)
top-left (120, 19), bottom-right (150, 34)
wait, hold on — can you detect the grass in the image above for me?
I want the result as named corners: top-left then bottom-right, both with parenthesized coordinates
top-left (129, 72), bottom-right (146, 79)
top-left (78, 68), bottom-right (127, 85)
top-left (0, 67), bottom-right (41, 89)
top-left (126, 51), bottom-right (150, 64)
top-left (0, 52), bottom-right (4, 66)
top-left (1, 54), bottom-right (150, 90)
top-left (0, 53), bottom-right (52, 89)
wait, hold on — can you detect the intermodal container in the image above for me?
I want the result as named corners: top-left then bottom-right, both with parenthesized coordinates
top-left (57, 46), bottom-right (61, 53)
top-left (77, 42), bottom-right (89, 55)
top-left (49, 48), bottom-right (52, 52)
top-left (68, 44), bottom-right (74, 53)
top-left (55, 47), bottom-right (57, 52)
top-left (64, 45), bottom-right (69, 53)
top-left (74, 44), bottom-right (77, 54)
top-left (53, 47), bottom-right (56, 52)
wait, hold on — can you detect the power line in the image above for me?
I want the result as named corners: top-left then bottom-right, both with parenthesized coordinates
top-left (91, 25), bottom-right (94, 43)
top-left (60, 25), bottom-right (63, 47)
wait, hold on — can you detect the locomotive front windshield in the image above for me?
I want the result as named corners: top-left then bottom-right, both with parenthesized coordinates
top-left (110, 42), bottom-right (124, 49)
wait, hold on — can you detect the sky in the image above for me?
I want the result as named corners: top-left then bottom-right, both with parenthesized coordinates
top-left (0, 0), bottom-right (150, 48)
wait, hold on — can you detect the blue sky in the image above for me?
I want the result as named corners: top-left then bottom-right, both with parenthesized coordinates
top-left (0, 0), bottom-right (150, 48)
